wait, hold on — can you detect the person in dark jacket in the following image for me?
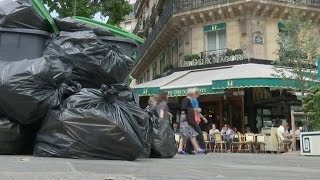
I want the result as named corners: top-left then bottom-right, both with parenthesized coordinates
top-left (177, 88), bottom-right (205, 155)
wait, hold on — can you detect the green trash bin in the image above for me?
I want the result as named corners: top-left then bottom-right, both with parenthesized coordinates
top-left (72, 16), bottom-right (144, 58)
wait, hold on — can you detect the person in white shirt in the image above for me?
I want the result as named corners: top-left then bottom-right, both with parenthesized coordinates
top-left (209, 124), bottom-right (220, 135)
top-left (277, 122), bottom-right (294, 151)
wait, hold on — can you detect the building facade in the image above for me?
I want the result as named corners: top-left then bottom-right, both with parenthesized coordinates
top-left (132, 0), bottom-right (320, 83)
top-left (120, 2), bottom-right (137, 33)
top-left (132, 0), bottom-right (320, 133)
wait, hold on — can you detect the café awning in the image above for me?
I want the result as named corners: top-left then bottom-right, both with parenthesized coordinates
top-left (133, 63), bottom-right (320, 97)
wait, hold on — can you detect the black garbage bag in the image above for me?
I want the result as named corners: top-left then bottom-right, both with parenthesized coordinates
top-left (147, 110), bottom-right (177, 158)
top-left (0, 57), bottom-right (81, 124)
top-left (0, 0), bottom-right (50, 31)
top-left (34, 87), bottom-right (147, 161)
top-left (55, 17), bottom-right (113, 36)
top-left (0, 115), bottom-right (37, 154)
top-left (44, 31), bottom-right (133, 88)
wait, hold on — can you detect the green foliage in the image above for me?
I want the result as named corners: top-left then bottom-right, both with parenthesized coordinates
top-left (184, 54), bottom-right (200, 61)
top-left (274, 8), bottom-right (320, 94)
top-left (184, 55), bottom-right (192, 61)
top-left (302, 87), bottom-right (320, 131)
top-left (43, 0), bottom-right (132, 25)
top-left (163, 64), bottom-right (174, 72)
top-left (100, 0), bottom-right (133, 25)
top-left (225, 49), bottom-right (234, 56)
top-left (191, 54), bottom-right (200, 60)
top-left (234, 49), bottom-right (243, 55)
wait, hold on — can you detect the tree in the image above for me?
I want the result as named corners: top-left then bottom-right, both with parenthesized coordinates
top-left (302, 87), bottom-right (320, 131)
top-left (100, 0), bottom-right (133, 25)
top-left (43, 0), bottom-right (132, 25)
top-left (274, 7), bottom-right (320, 96)
top-left (43, 0), bottom-right (100, 18)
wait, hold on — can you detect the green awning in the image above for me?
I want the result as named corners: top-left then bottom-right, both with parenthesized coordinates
top-left (163, 86), bottom-right (224, 97)
top-left (212, 78), bottom-right (320, 90)
top-left (134, 87), bottom-right (160, 96)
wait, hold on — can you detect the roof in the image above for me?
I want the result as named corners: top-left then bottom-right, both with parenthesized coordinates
top-left (133, 63), bottom-right (319, 96)
top-left (134, 71), bottom-right (190, 88)
top-left (162, 64), bottom-right (293, 89)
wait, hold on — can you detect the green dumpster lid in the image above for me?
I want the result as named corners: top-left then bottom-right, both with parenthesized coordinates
top-left (32, 0), bottom-right (59, 35)
top-left (73, 16), bottom-right (144, 44)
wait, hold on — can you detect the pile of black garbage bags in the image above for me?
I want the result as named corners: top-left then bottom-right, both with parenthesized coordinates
top-left (0, 0), bottom-right (177, 160)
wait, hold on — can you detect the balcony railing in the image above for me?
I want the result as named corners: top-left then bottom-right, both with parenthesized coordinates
top-left (134, 0), bottom-right (320, 66)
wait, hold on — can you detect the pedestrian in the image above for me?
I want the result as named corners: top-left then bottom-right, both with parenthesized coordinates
top-left (146, 96), bottom-right (158, 112)
top-left (183, 88), bottom-right (207, 154)
top-left (156, 92), bottom-right (172, 121)
top-left (177, 88), bottom-right (205, 155)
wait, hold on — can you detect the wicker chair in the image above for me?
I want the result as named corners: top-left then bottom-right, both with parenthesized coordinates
top-left (213, 133), bottom-right (226, 153)
top-left (202, 131), bottom-right (211, 151)
top-left (175, 134), bottom-right (181, 148)
top-left (256, 134), bottom-right (267, 153)
top-left (276, 133), bottom-right (291, 154)
top-left (231, 133), bottom-right (241, 152)
top-left (244, 133), bottom-right (255, 153)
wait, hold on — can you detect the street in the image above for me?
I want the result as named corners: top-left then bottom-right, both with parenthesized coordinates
top-left (0, 153), bottom-right (319, 180)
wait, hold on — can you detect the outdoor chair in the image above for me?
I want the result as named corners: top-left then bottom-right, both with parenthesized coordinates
top-left (202, 131), bottom-right (211, 151)
top-left (276, 133), bottom-right (291, 154)
top-left (175, 134), bottom-right (181, 148)
top-left (213, 133), bottom-right (226, 153)
top-left (256, 134), bottom-right (267, 153)
top-left (231, 133), bottom-right (241, 152)
top-left (244, 133), bottom-right (255, 153)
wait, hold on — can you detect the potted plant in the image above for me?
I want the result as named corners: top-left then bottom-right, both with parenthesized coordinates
top-left (225, 49), bottom-right (235, 57)
top-left (184, 55), bottom-right (192, 61)
top-left (191, 54), bottom-right (200, 60)
top-left (234, 49), bottom-right (244, 55)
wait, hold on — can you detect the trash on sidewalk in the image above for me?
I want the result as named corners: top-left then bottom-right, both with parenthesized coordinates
top-left (0, 58), bottom-right (81, 124)
top-left (34, 87), bottom-right (147, 161)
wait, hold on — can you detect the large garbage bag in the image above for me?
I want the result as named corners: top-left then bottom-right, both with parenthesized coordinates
top-left (0, 57), bottom-right (81, 124)
top-left (44, 31), bottom-right (133, 88)
top-left (56, 17), bottom-right (113, 36)
top-left (147, 109), bottom-right (177, 158)
top-left (0, 115), bottom-right (37, 154)
top-left (0, 0), bottom-right (50, 31)
top-left (34, 87), bottom-right (147, 161)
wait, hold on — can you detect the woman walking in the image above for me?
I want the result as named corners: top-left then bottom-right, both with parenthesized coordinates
top-left (177, 88), bottom-right (205, 154)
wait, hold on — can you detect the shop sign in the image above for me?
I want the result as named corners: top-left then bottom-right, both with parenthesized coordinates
top-left (165, 87), bottom-right (210, 97)
top-left (204, 23), bottom-right (226, 32)
top-left (179, 54), bottom-right (244, 68)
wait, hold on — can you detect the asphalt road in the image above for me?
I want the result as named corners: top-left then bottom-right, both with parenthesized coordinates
top-left (0, 153), bottom-right (319, 180)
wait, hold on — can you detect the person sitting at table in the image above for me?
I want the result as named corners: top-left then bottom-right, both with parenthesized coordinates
top-left (277, 122), bottom-right (294, 151)
top-left (209, 124), bottom-right (220, 146)
top-left (222, 124), bottom-right (233, 152)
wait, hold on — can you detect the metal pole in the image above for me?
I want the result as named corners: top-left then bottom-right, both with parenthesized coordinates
top-left (73, 0), bottom-right (77, 16)
top-left (291, 110), bottom-right (296, 151)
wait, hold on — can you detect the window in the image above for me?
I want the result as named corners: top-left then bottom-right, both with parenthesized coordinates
top-left (160, 53), bottom-right (165, 75)
top-left (146, 70), bottom-right (150, 81)
top-left (207, 29), bottom-right (226, 51)
top-left (152, 63), bottom-right (157, 80)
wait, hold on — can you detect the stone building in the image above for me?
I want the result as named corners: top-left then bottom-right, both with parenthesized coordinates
top-left (131, 0), bottom-right (320, 133)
